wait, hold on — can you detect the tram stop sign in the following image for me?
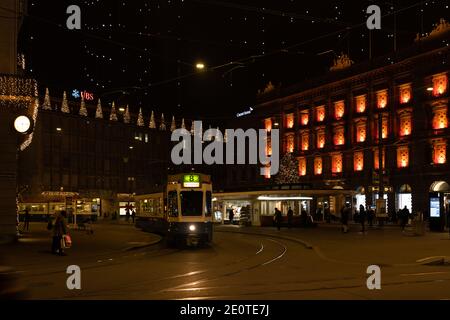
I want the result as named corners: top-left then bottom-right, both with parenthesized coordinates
top-left (183, 174), bottom-right (201, 188)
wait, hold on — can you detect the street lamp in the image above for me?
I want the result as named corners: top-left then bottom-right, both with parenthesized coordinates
top-left (195, 62), bottom-right (205, 70)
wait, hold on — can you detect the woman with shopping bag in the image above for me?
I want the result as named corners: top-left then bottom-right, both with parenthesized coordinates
top-left (51, 210), bottom-right (69, 256)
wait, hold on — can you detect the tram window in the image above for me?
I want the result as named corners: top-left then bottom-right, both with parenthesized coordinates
top-left (168, 191), bottom-right (178, 217)
top-left (205, 191), bottom-right (212, 217)
top-left (180, 191), bottom-right (203, 216)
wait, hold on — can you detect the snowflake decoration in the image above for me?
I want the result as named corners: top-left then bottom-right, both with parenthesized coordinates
top-left (72, 89), bottom-right (80, 99)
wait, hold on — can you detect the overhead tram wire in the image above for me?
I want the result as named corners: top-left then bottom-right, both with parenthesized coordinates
top-left (2, 1), bottom-right (432, 91)
top-left (95, 0), bottom-right (431, 91)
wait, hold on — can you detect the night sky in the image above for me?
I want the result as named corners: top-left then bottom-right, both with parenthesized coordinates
top-left (17, 0), bottom-right (449, 124)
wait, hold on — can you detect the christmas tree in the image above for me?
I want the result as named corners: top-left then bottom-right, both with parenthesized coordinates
top-left (123, 105), bottom-right (130, 124)
top-left (79, 95), bottom-right (88, 116)
top-left (181, 118), bottom-right (186, 129)
top-left (61, 91), bottom-right (70, 113)
top-left (95, 99), bottom-right (103, 119)
top-left (170, 116), bottom-right (176, 132)
top-left (149, 111), bottom-right (156, 128)
top-left (159, 113), bottom-right (166, 130)
top-left (137, 108), bottom-right (144, 126)
top-left (109, 102), bottom-right (118, 121)
top-left (42, 88), bottom-right (51, 110)
top-left (275, 153), bottom-right (300, 184)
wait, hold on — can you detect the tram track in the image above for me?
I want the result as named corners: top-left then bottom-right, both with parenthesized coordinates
top-left (46, 233), bottom-right (290, 299)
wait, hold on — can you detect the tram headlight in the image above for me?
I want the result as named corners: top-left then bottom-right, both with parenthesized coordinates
top-left (189, 224), bottom-right (196, 232)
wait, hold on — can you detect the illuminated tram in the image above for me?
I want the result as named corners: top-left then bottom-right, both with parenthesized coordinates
top-left (135, 173), bottom-right (213, 246)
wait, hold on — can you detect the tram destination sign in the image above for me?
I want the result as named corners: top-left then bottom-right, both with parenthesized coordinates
top-left (183, 174), bottom-right (201, 188)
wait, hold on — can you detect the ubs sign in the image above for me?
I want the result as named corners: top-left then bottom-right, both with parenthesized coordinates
top-left (72, 89), bottom-right (94, 101)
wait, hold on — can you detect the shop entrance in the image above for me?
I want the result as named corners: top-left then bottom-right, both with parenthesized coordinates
top-left (396, 184), bottom-right (412, 212)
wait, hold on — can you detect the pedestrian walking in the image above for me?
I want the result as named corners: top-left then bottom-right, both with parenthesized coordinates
top-left (131, 209), bottom-right (135, 223)
top-left (22, 207), bottom-right (30, 232)
top-left (359, 204), bottom-right (366, 233)
top-left (341, 203), bottom-right (350, 233)
top-left (274, 208), bottom-right (282, 231)
top-left (368, 207), bottom-right (375, 227)
top-left (400, 206), bottom-right (409, 231)
top-left (125, 203), bottom-right (131, 222)
top-left (229, 209), bottom-right (234, 225)
top-left (287, 207), bottom-right (294, 229)
top-left (51, 210), bottom-right (68, 256)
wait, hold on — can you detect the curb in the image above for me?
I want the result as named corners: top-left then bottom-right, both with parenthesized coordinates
top-left (216, 228), bottom-right (450, 268)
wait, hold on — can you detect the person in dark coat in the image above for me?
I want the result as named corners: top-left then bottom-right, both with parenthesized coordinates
top-left (274, 208), bottom-right (282, 231)
top-left (287, 207), bottom-right (294, 229)
top-left (341, 204), bottom-right (350, 233)
top-left (51, 211), bottom-right (68, 256)
top-left (400, 206), bottom-right (410, 231)
top-left (23, 207), bottom-right (30, 231)
top-left (367, 207), bottom-right (375, 227)
top-left (359, 204), bottom-right (367, 233)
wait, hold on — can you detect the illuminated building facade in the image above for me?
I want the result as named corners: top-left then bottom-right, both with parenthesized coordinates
top-left (245, 44), bottom-right (450, 219)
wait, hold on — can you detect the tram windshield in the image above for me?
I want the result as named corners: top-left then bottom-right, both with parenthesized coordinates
top-left (180, 191), bottom-right (203, 216)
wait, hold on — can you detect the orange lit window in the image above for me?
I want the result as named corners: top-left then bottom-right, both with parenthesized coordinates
top-left (374, 148), bottom-right (385, 170)
top-left (316, 129), bottom-right (325, 149)
top-left (355, 120), bottom-right (367, 143)
top-left (432, 106), bottom-right (448, 130)
top-left (376, 89), bottom-right (388, 109)
top-left (300, 111), bottom-right (309, 126)
top-left (432, 73), bottom-right (448, 97)
top-left (298, 157), bottom-right (307, 176)
top-left (301, 131), bottom-right (309, 151)
top-left (399, 84), bottom-right (412, 104)
top-left (334, 101), bottom-right (345, 120)
top-left (264, 166), bottom-right (271, 179)
top-left (399, 112), bottom-right (412, 136)
top-left (333, 127), bottom-right (345, 146)
top-left (375, 116), bottom-right (389, 140)
top-left (286, 134), bottom-right (294, 153)
top-left (354, 151), bottom-right (364, 171)
top-left (355, 95), bottom-right (366, 113)
top-left (285, 113), bottom-right (294, 129)
top-left (316, 106), bottom-right (326, 122)
top-left (266, 137), bottom-right (272, 156)
top-left (432, 140), bottom-right (447, 164)
top-left (314, 157), bottom-right (323, 175)
top-left (331, 153), bottom-right (343, 173)
top-left (265, 118), bottom-right (272, 132)
top-left (397, 145), bottom-right (409, 168)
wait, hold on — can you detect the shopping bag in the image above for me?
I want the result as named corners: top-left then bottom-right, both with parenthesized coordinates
top-left (61, 234), bottom-right (72, 249)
